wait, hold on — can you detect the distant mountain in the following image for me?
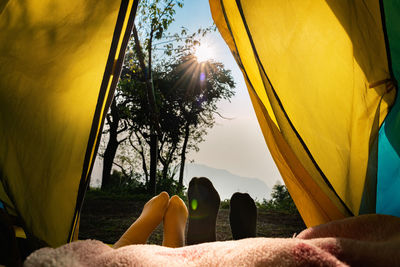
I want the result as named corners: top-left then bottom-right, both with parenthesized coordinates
top-left (90, 158), bottom-right (272, 202)
top-left (183, 163), bottom-right (271, 201)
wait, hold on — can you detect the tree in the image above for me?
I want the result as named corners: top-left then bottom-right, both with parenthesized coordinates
top-left (260, 183), bottom-right (298, 214)
top-left (101, 0), bottom-right (183, 192)
top-left (125, 54), bottom-right (235, 186)
top-left (163, 55), bottom-right (235, 185)
top-left (131, 0), bottom-right (184, 194)
top-left (100, 1), bottom-right (235, 193)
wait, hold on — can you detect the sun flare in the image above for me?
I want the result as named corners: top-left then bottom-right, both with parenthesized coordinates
top-left (195, 43), bottom-right (213, 63)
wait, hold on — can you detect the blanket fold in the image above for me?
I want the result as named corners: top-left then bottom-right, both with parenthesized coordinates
top-left (24, 238), bottom-right (347, 267)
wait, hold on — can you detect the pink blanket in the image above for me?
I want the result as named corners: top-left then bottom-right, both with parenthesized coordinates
top-left (24, 237), bottom-right (347, 267)
top-left (23, 215), bottom-right (400, 266)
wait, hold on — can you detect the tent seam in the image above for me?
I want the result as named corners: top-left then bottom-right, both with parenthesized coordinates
top-left (67, 0), bottom-right (139, 243)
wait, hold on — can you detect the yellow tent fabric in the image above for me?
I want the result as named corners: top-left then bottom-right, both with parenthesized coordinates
top-left (210, 0), bottom-right (396, 227)
top-left (0, 0), bottom-right (138, 247)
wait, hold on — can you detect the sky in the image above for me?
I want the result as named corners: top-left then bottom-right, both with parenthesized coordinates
top-left (168, 1), bottom-right (283, 188)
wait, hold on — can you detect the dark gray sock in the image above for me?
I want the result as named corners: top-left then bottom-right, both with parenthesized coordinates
top-left (229, 192), bottom-right (257, 240)
top-left (186, 177), bottom-right (220, 245)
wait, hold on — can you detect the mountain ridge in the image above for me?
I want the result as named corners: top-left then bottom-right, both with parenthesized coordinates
top-left (183, 163), bottom-right (272, 201)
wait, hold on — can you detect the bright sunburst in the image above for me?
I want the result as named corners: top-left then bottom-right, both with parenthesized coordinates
top-left (194, 43), bottom-right (213, 63)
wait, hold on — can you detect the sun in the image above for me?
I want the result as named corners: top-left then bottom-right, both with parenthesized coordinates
top-left (194, 43), bottom-right (213, 63)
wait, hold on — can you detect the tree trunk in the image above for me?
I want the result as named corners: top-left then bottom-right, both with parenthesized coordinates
top-left (160, 141), bottom-right (177, 180)
top-left (178, 123), bottom-right (190, 185)
top-left (130, 131), bottom-right (149, 184)
top-left (162, 164), bottom-right (168, 180)
top-left (102, 125), bottom-right (119, 190)
top-left (142, 151), bottom-right (149, 184)
top-left (101, 100), bottom-right (124, 190)
top-left (132, 25), bottom-right (159, 195)
top-left (159, 150), bottom-right (168, 181)
top-left (149, 133), bottom-right (157, 194)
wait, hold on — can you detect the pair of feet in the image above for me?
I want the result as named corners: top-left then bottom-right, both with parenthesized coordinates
top-left (114, 177), bottom-right (258, 248)
top-left (114, 192), bottom-right (188, 249)
top-left (186, 177), bottom-right (258, 244)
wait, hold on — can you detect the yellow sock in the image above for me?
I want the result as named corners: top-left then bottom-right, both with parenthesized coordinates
top-left (114, 191), bottom-right (169, 248)
top-left (162, 195), bottom-right (188, 248)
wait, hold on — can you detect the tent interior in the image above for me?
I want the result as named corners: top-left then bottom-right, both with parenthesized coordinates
top-left (0, 0), bottom-right (399, 263)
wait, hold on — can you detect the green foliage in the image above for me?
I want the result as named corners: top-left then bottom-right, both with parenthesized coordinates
top-left (156, 174), bottom-right (187, 200)
top-left (257, 183), bottom-right (299, 214)
top-left (101, 171), bottom-right (148, 195)
top-left (99, 170), bottom-right (187, 200)
top-left (136, 0), bottom-right (184, 46)
top-left (161, 25), bottom-right (215, 59)
top-left (220, 199), bottom-right (230, 209)
top-left (86, 188), bottom-right (151, 202)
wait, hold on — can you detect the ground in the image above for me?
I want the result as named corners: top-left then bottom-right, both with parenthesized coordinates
top-left (79, 193), bottom-right (306, 245)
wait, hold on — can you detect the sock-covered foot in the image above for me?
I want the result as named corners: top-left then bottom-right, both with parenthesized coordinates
top-left (229, 192), bottom-right (257, 240)
top-left (186, 177), bottom-right (220, 245)
top-left (114, 191), bottom-right (169, 248)
top-left (162, 195), bottom-right (188, 248)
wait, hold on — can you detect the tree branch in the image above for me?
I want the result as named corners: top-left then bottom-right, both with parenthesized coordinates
top-left (117, 121), bottom-right (128, 134)
top-left (129, 130), bottom-right (149, 182)
top-left (112, 161), bottom-right (130, 178)
top-left (106, 114), bottom-right (112, 125)
top-left (117, 136), bottom-right (128, 145)
top-left (132, 24), bottom-right (161, 135)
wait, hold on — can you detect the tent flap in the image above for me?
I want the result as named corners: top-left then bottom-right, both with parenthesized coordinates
top-left (210, 0), bottom-right (397, 226)
top-left (0, 0), bottom-right (138, 247)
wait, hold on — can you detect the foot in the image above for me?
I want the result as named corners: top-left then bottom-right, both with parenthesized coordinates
top-left (186, 177), bottom-right (220, 245)
top-left (229, 192), bottom-right (257, 240)
top-left (162, 195), bottom-right (188, 248)
top-left (114, 191), bottom-right (169, 248)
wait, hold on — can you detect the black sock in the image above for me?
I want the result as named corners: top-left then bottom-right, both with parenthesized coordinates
top-left (186, 177), bottom-right (220, 245)
top-left (229, 192), bottom-right (257, 240)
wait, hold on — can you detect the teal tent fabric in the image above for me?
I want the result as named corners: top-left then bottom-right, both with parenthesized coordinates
top-left (377, 0), bottom-right (400, 216)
